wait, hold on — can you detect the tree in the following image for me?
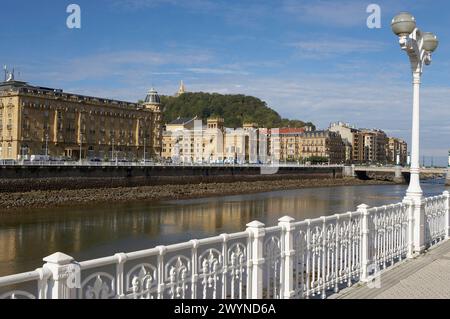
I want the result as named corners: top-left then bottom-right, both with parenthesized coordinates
top-left (159, 92), bottom-right (314, 129)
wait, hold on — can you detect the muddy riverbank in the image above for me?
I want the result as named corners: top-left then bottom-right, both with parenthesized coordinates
top-left (0, 178), bottom-right (394, 212)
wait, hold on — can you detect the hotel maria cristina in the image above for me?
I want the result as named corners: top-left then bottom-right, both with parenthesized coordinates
top-left (0, 75), bottom-right (162, 161)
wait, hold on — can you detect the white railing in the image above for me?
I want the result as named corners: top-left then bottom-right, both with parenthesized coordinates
top-left (0, 160), bottom-right (344, 169)
top-left (424, 194), bottom-right (448, 246)
top-left (0, 191), bottom-right (448, 300)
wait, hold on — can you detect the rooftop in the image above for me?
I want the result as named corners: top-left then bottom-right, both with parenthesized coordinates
top-left (0, 80), bottom-right (156, 110)
top-left (168, 117), bottom-right (197, 125)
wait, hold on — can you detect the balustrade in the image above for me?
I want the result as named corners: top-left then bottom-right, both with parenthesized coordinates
top-left (0, 191), bottom-right (449, 299)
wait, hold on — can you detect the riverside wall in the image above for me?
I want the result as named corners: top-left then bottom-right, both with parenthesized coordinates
top-left (0, 165), bottom-right (343, 193)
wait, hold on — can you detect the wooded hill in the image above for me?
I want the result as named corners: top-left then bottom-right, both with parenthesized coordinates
top-left (159, 92), bottom-right (315, 129)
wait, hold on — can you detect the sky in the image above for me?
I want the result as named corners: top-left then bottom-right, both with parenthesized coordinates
top-left (0, 0), bottom-right (449, 165)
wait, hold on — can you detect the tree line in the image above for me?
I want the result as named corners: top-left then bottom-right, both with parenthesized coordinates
top-left (157, 92), bottom-right (315, 129)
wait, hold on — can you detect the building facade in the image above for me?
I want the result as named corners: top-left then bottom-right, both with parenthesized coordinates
top-left (300, 130), bottom-right (345, 164)
top-left (329, 122), bottom-right (406, 165)
top-left (0, 79), bottom-right (162, 160)
top-left (361, 129), bottom-right (388, 164)
top-left (162, 117), bottom-right (261, 164)
top-left (272, 128), bottom-right (307, 162)
top-left (387, 137), bottom-right (408, 165)
top-left (329, 122), bottom-right (360, 163)
top-left (162, 119), bottom-right (346, 165)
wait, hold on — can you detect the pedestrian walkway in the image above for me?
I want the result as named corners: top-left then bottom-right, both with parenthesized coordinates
top-left (331, 240), bottom-right (450, 299)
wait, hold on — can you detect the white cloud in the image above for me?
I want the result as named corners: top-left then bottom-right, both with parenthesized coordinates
top-left (282, 0), bottom-right (368, 28)
top-left (25, 50), bottom-right (213, 84)
top-left (288, 37), bottom-right (387, 58)
top-left (112, 0), bottom-right (217, 11)
top-left (186, 67), bottom-right (249, 75)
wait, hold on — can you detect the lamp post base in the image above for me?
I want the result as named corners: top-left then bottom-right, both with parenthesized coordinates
top-left (393, 165), bottom-right (405, 184)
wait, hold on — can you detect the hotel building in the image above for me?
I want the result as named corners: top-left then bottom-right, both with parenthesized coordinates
top-left (0, 78), bottom-right (162, 160)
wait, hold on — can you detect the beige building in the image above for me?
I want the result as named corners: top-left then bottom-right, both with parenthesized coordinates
top-left (162, 117), bottom-right (261, 164)
top-left (387, 137), bottom-right (408, 165)
top-left (330, 122), bottom-right (406, 164)
top-left (273, 128), bottom-right (306, 162)
top-left (361, 129), bottom-right (388, 164)
top-left (224, 123), bottom-right (259, 164)
top-left (263, 128), bottom-right (345, 164)
top-left (161, 117), bottom-right (198, 163)
top-left (329, 122), bottom-right (360, 163)
top-left (0, 78), bottom-right (162, 160)
top-left (301, 130), bottom-right (345, 164)
top-left (162, 117), bottom-right (227, 164)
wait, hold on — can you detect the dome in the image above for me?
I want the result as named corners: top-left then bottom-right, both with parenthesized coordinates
top-left (144, 88), bottom-right (161, 105)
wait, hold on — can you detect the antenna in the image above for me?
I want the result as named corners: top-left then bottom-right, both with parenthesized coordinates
top-left (3, 65), bottom-right (6, 82)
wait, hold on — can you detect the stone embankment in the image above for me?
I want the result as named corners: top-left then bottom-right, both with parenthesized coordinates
top-left (0, 178), bottom-right (392, 212)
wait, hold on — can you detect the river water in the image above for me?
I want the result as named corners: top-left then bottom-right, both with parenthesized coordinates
top-left (0, 180), bottom-right (448, 277)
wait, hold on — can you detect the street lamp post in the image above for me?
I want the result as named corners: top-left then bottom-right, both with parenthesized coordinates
top-left (391, 12), bottom-right (439, 254)
top-left (45, 133), bottom-right (49, 158)
top-left (111, 136), bottom-right (115, 163)
top-left (79, 133), bottom-right (83, 164)
top-left (143, 137), bottom-right (146, 163)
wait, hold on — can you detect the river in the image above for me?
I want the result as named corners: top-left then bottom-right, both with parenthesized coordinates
top-left (0, 180), bottom-right (448, 277)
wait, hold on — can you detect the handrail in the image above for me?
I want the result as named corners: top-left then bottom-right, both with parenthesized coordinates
top-left (0, 191), bottom-right (448, 300)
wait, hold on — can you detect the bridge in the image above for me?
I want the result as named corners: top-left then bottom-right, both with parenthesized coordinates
top-left (0, 191), bottom-right (448, 299)
top-left (346, 165), bottom-right (450, 185)
top-left (354, 166), bottom-right (446, 174)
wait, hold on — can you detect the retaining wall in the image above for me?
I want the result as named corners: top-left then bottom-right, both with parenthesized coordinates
top-left (0, 165), bottom-right (343, 193)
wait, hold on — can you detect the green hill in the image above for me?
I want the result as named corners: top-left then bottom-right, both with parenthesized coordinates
top-left (159, 92), bottom-right (315, 129)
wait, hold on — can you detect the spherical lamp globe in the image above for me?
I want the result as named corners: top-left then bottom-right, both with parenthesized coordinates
top-left (391, 12), bottom-right (416, 36)
top-left (422, 32), bottom-right (439, 52)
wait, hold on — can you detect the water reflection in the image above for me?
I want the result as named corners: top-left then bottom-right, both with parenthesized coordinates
top-left (0, 181), bottom-right (447, 276)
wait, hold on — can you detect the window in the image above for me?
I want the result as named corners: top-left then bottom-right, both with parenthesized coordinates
top-left (7, 143), bottom-right (12, 157)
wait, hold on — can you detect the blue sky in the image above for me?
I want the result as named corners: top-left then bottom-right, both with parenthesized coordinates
top-left (0, 0), bottom-right (449, 164)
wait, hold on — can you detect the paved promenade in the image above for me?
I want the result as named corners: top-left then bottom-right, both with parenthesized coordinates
top-left (332, 240), bottom-right (450, 299)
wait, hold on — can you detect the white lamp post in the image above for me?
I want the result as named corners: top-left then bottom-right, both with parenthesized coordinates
top-left (143, 136), bottom-right (147, 163)
top-left (392, 12), bottom-right (438, 199)
top-left (392, 12), bottom-right (438, 254)
top-left (79, 133), bottom-right (83, 164)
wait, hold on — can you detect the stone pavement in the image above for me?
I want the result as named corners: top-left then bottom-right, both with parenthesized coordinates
top-left (331, 240), bottom-right (450, 299)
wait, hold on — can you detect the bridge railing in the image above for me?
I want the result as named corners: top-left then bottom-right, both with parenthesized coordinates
top-left (0, 160), bottom-right (344, 169)
top-left (0, 191), bottom-right (448, 299)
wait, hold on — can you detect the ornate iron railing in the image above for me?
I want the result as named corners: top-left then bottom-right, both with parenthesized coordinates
top-left (0, 191), bottom-right (448, 299)
top-left (424, 194), bottom-right (448, 246)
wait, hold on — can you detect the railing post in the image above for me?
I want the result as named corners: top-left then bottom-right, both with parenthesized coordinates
top-left (278, 216), bottom-right (296, 299)
top-left (115, 253), bottom-right (127, 299)
top-left (413, 198), bottom-right (426, 254)
top-left (403, 198), bottom-right (415, 258)
top-left (43, 252), bottom-right (78, 299)
top-left (444, 191), bottom-right (450, 240)
top-left (358, 204), bottom-right (371, 282)
top-left (246, 221), bottom-right (265, 299)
